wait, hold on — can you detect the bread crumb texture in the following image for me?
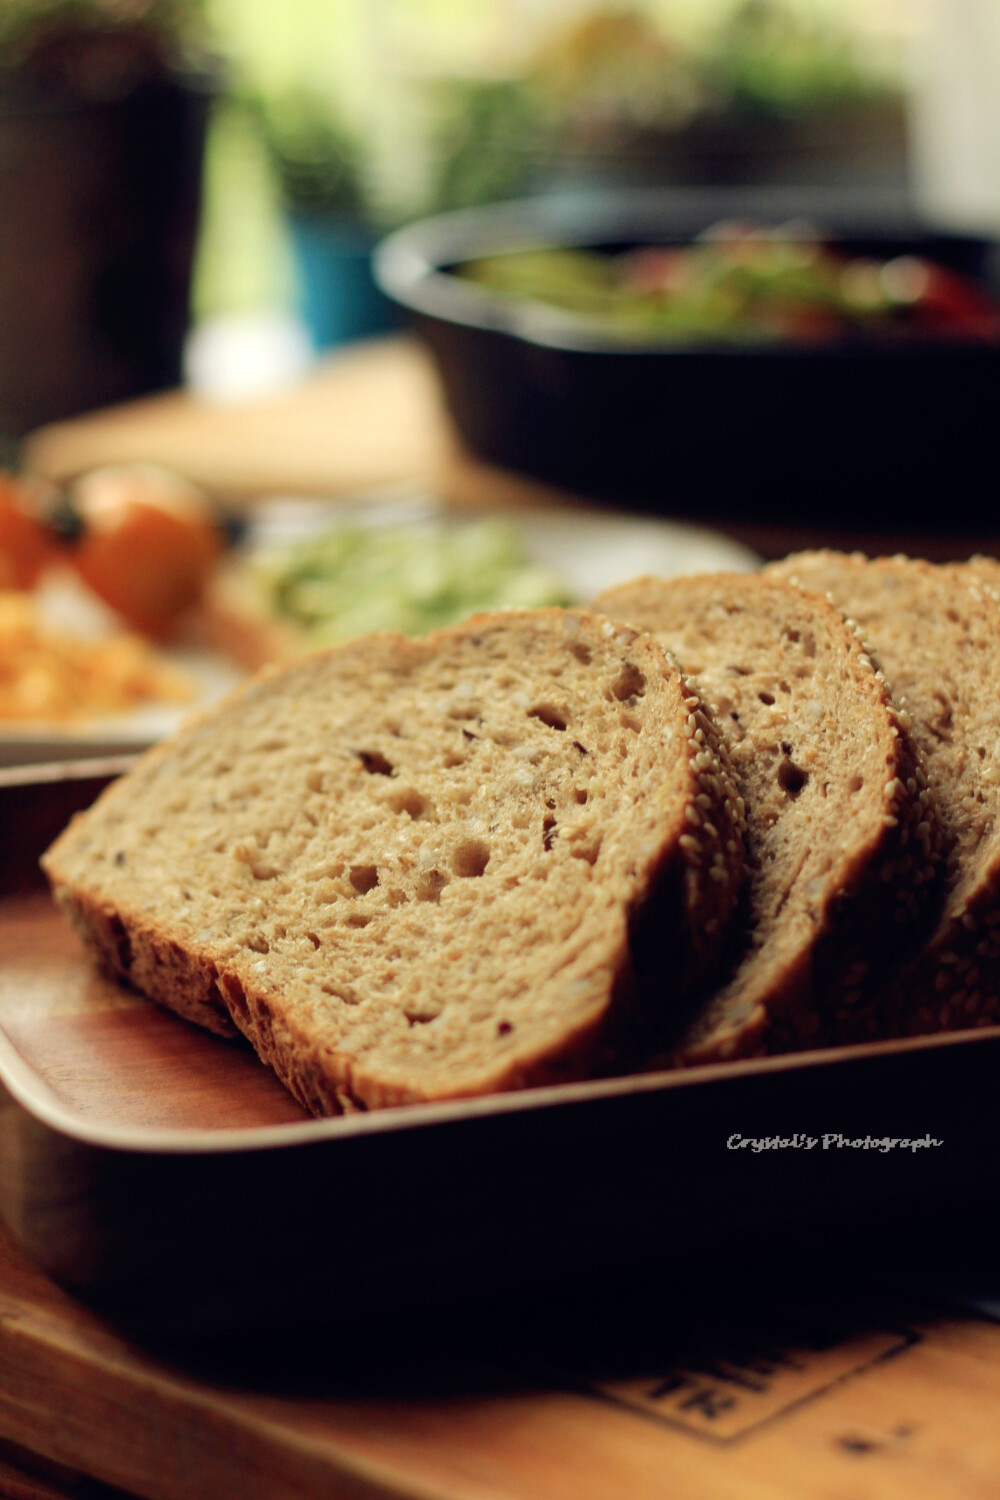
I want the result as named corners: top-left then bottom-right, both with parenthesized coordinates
top-left (594, 572), bottom-right (942, 1060)
top-left (768, 552), bottom-right (1000, 1036)
top-left (43, 609), bottom-right (745, 1113)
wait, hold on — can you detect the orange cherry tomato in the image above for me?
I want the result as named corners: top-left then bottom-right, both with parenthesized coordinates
top-left (70, 466), bottom-right (223, 639)
top-left (0, 473), bottom-right (61, 589)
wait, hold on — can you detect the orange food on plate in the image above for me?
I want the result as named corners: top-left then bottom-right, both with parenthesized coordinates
top-left (0, 474), bottom-right (60, 589)
top-left (0, 591), bottom-right (193, 723)
top-left (70, 465), bottom-right (223, 639)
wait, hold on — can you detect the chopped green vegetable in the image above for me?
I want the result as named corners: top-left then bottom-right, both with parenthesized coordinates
top-left (251, 517), bottom-right (573, 643)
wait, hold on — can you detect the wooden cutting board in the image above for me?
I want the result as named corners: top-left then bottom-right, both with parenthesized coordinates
top-left (22, 338), bottom-right (455, 503)
top-left (3, 1214), bottom-right (1000, 1500)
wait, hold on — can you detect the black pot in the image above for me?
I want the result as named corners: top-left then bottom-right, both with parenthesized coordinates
top-left (0, 69), bottom-right (213, 440)
top-left (375, 188), bottom-right (1000, 529)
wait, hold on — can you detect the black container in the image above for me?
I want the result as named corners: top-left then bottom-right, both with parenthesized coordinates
top-left (0, 70), bottom-right (213, 440)
top-left (375, 188), bottom-right (1000, 528)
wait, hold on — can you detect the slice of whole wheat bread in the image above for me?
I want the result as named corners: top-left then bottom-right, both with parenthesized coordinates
top-left (43, 609), bottom-right (746, 1113)
top-left (767, 551), bottom-right (1000, 1035)
top-left (593, 573), bottom-right (941, 1060)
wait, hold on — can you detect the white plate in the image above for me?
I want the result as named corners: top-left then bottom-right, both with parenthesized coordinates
top-left (245, 489), bottom-right (760, 599)
top-left (0, 495), bottom-right (758, 768)
top-left (0, 574), bottom-right (245, 769)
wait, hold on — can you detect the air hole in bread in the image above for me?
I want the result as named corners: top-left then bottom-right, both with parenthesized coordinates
top-left (442, 751), bottom-right (466, 768)
top-left (611, 663), bottom-right (647, 701)
top-left (758, 692), bottom-right (776, 706)
top-left (620, 710), bottom-right (641, 733)
top-left (246, 934), bottom-right (270, 954)
top-left (574, 788), bottom-right (588, 804)
top-left (305, 770), bottom-right (324, 793)
top-left (405, 1006), bottom-right (440, 1026)
top-left (570, 642), bottom-right (592, 664)
top-left (542, 815), bottom-right (557, 852)
top-left (572, 838), bottom-right (602, 866)
top-left (777, 759), bottom-right (809, 797)
top-left (306, 932), bottom-right (321, 949)
top-left (529, 703), bottom-right (568, 731)
top-left (497, 1020), bottom-right (513, 1036)
top-left (358, 750), bottom-right (393, 776)
top-left (573, 739), bottom-right (589, 756)
top-left (727, 664), bottom-right (750, 676)
top-left (387, 787), bottom-right (427, 819)
top-left (461, 728), bottom-right (478, 741)
top-left (848, 774), bottom-right (864, 793)
top-left (453, 838), bottom-right (490, 878)
top-left (784, 627), bottom-right (800, 644)
top-left (347, 913), bottom-right (372, 928)
top-left (417, 871), bottom-right (448, 903)
top-left (349, 864), bottom-right (379, 894)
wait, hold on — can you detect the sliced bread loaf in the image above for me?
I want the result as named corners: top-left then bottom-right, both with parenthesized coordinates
top-left (767, 552), bottom-right (1000, 1035)
top-left (43, 609), bottom-right (746, 1113)
top-left (593, 573), bottom-right (941, 1060)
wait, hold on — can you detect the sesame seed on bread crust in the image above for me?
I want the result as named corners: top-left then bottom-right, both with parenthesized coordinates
top-left (956, 555), bottom-right (1000, 601)
top-left (767, 551), bottom-right (1000, 1037)
top-left (593, 572), bottom-right (942, 1061)
top-left (42, 609), bottom-right (746, 1114)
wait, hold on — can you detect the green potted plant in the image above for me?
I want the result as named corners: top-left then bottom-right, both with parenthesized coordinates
top-left (254, 91), bottom-right (399, 351)
top-left (0, 0), bottom-right (217, 441)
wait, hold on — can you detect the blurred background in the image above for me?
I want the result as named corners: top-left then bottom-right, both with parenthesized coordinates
top-left (1, 0), bottom-right (996, 427)
top-left (2, 0), bottom-right (1000, 706)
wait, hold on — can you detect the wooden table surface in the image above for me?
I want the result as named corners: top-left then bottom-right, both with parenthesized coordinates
top-left (5, 334), bottom-right (1000, 1498)
top-left (4, 1214), bottom-right (1000, 1500)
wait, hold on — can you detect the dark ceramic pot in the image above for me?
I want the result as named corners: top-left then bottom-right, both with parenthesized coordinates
top-left (375, 187), bottom-right (1000, 528)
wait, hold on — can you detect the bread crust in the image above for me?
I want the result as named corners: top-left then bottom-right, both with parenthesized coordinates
top-left (43, 609), bottom-right (746, 1113)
